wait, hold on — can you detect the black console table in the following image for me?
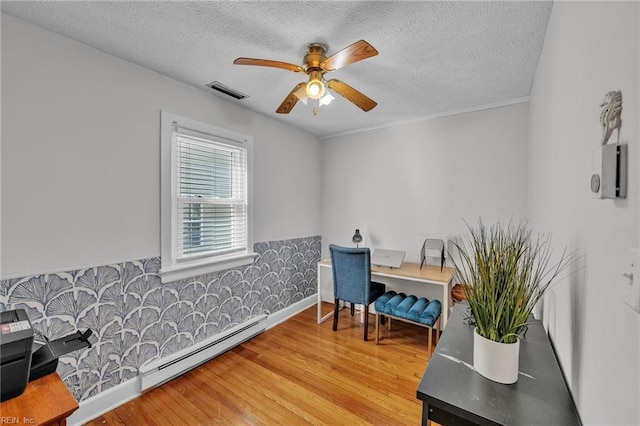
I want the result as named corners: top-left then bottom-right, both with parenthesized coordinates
top-left (416, 303), bottom-right (581, 425)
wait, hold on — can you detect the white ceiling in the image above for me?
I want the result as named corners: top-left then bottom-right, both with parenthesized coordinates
top-left (1, 1), bottom-right (552, 139)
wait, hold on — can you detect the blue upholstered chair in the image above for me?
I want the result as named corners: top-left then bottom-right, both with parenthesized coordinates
top-left (329, 244), bottom-right (386, 341)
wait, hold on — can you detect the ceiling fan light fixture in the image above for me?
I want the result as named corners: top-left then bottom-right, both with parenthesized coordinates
top-left (306, 79), bottom-right (324, 99)
top-left (319, 91), bottom-right (334, 107)
top-left (306, 71), bottom-right (325, 99)
top-left (293, 84), bottom-right (308, 105)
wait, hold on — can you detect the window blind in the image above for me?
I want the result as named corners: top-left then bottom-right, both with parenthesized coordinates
top-left (174, 128), bottom-right (247, 260)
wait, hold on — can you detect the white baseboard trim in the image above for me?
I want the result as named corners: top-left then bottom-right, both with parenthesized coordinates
top-left (66, 377), bottom-right (139, 426)
top-left (266, 295), bottom-right (316, 329)
top-left (65, 296), bottom-right (316, 425)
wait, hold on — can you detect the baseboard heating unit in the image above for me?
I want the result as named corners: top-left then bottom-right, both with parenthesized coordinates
top-left (138, 314), bottom-right (267, 392)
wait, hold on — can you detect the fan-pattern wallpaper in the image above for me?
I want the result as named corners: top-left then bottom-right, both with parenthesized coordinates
top-left (0, 235), bottom-right (321, 402)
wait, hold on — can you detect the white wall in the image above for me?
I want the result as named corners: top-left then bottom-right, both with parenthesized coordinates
top-left (0, 14), bottom-right (322, 278)
top-left (321, 102), bottom-right (530, 263)
top-left (528, 2), bottom-right (639, 424)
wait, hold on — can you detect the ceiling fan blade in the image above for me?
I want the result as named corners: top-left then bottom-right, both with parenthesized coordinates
top-left (276, 83), bottom-right (307, 114)
top-left (233, 58), bottom-right (304, 73)
top-left (327, 79), bottom-right (377, 112)
top-left (321, 40), bottom-right (378, 72)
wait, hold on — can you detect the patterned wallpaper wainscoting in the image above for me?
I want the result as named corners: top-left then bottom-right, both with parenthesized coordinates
top-left (0, 235), bottom-right (321, 402)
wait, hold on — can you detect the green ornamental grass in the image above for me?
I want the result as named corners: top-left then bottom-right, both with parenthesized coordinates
top-left (453, 220), bottom-right (576, 344)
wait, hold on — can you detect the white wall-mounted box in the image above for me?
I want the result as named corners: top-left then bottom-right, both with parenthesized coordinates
top-left (591, 144), bottom-right (627, 199)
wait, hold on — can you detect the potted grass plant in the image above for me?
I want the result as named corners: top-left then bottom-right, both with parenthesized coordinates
top-left (452, 219), bottom-right (576, 384)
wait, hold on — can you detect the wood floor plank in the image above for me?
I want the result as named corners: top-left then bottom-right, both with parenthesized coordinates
top-left (203, 356), bottom-right (308, 425)
top-left (222, 350), bottom-right (355, 425)
top-left (233, 346), bottom-right (401, 425)
top-left (238, 339), bottom-right (415, 424)
top-left (183, 370), bottom-right (259, 424)
top-left (86, 304), bottom-right (434, 425)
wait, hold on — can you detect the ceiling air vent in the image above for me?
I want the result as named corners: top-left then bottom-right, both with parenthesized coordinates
top-left (206, 81), bottom-right (248, 100)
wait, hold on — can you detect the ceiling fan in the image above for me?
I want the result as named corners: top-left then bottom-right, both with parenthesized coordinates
top-left (233, 40), bottom-right (378, 114)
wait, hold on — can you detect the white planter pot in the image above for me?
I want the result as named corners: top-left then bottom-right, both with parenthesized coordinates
top-left (473, 327), bottom-right (520, 384)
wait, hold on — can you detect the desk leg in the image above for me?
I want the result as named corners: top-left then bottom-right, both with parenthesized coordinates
top-left (317, 265), bottom-right (322, 323)
top-left (422, 402), bottom-right (432, 426)
top-left (441, 280), bottom-right (451, 328)
top-left (317, 265), bottom-right (335, 324)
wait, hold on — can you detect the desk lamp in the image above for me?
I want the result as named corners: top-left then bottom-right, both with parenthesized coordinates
top-left (352, 229), bottom-right (363, 247)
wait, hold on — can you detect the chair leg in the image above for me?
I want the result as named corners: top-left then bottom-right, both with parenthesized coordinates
top-left (350, 303), bottom-right (355, 317)
top-left (363, 305), bottom-right (369, 341)
top-left (375, 313), bottom-right (380, 344)
top-left (333, 298), bottom-right (339, 331)
top-left (428, 326), bottom-right (433, 358)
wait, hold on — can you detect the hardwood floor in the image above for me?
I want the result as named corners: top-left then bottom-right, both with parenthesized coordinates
top-left (87, 304), bottom-right (437, 425)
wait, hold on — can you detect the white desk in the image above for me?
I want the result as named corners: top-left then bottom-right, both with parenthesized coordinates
top-left (317, 260), bottom-right (454, 328)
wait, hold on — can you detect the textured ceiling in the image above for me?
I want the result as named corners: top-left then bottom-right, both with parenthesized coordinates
top-left (1, 1), bottom-right (552, 138)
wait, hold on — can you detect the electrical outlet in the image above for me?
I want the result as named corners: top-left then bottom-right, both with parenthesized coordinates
top-left (623, 248), bottom-right (640, 314)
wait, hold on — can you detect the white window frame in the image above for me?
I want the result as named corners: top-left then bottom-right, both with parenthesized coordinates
top-left (160, 111), bottom-right (255, 283)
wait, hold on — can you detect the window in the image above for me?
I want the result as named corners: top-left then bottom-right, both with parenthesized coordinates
top-left (160, 112), bottom-right (254, 282)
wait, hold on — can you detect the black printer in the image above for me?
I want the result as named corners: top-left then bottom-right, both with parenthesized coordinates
top-left (0, 309), bottom-right (34, 401)
top-left (0, 309), bottom-right (92, 402)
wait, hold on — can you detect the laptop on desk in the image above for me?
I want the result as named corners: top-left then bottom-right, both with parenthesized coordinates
top-left (371, 249), bottom-right (405, 268)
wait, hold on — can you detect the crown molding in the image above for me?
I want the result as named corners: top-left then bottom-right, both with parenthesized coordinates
top-left (320, 96), bottom-right (530, 140)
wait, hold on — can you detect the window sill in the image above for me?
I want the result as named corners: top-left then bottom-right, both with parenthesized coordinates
top-left (160, 252), bottom-right (257, 283)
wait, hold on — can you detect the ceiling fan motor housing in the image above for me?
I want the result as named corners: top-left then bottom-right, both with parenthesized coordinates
top-left (303, 43), bottom-right (328, 73)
